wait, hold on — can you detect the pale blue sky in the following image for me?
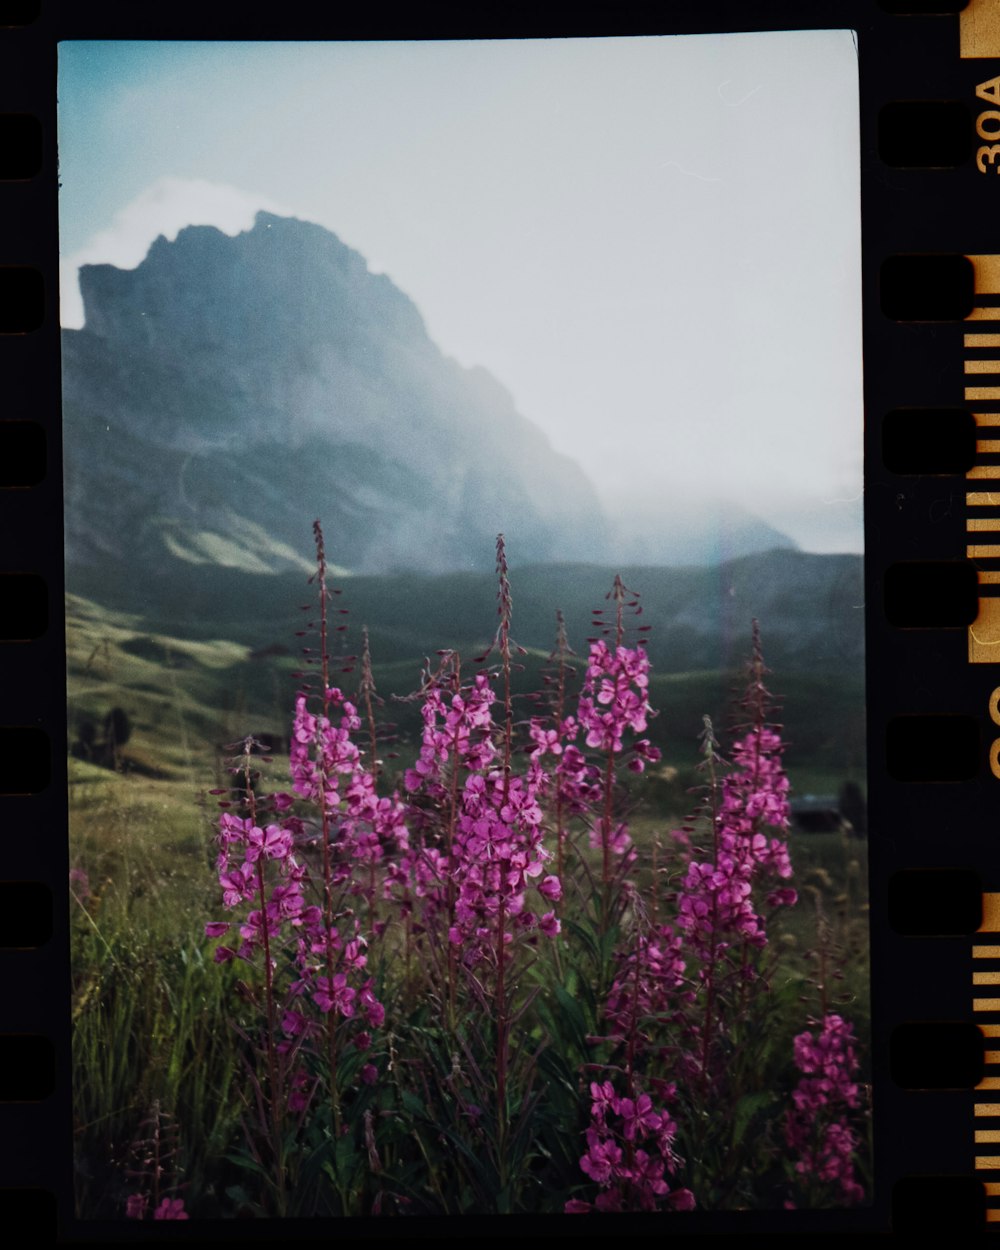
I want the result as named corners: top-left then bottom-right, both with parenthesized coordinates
top-left (58, 34), bottom-right (862, 553)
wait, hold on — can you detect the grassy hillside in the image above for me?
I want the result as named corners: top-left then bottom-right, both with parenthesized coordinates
top-left (67, 582), bottom-right (865, 843)
top-left (67, 548), bottom-right (863, 676)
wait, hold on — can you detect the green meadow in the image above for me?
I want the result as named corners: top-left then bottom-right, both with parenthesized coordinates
top-left (67, 566), bottom-right (869, 1218)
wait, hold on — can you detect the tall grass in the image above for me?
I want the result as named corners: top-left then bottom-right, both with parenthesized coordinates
top-left (69, 527), bottom-right (870, 1218)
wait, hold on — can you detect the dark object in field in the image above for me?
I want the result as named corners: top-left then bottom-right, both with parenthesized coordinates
top-left (790, 793), bottom-right (861, 837)
top-left (837, 779), bottom-right (867, 836)
top-left (71, 706), bottom-right (133, 771)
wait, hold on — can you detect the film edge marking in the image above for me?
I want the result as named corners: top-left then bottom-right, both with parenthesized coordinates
top-left (962, 1), bottom-right (1000, 62)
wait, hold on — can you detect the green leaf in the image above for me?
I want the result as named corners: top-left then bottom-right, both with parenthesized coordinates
top-left (599, 924), bottom-right (621, 967)
top-left (298, 1136), bottom-right (334, 1192)
top-left (331, 1131), bottom-right (359, 1182)
top-left (224, 1151), bottom-right (275, 1186)
top-left (552, 983), bottom-right (589, 1051)
top-left (563, 918), bottom-right (599, 962)
top-left (401, 1089), bottom-right (428, 1120)
top-left (433, 1121), bottom-right (493, 1190)
top-left (223, 1183), bottom-right (265, 1216)
top-left (732, 1090), bottom-right (774, 1149)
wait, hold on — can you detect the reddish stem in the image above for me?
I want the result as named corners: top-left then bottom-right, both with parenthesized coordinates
top-left (312, 522), bottom-right (342, 1136)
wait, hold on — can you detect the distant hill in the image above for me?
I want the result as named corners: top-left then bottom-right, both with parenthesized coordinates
top-left (67, 547), bottom-right (863, 680)
top-left (61, 210), bottom-right (798, 582)
top-left (66, 581), bottom-right (865, 793)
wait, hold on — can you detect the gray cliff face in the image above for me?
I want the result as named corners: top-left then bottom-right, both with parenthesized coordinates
top-left (62, 211), bottom-right (611, 577)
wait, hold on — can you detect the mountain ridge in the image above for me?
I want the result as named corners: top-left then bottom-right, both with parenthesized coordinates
top-left (62, 208), bottom-right (801, 579)
top-left (63, 211), bottom-right (611, 576)
top-left (66, 544), bottom-right (863, 679)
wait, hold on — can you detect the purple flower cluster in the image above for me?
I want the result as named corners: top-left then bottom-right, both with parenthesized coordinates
top-left (578, 640), bottom-right (658, 759)
top-left (392, 673), bottom-right (495, 916)
top-left (194, 542), bottom-right (868, 1217)
top-left (675, 721), bottom-right (796, 965)
top-left (566, 1080), bottom-right (694, 1213)
top-left (153, 1198), bottom-right (188, 1220)
top-left (208, 705), bottom-right (392, 1108)
top-left (126, 1194), bottom-right (188, 1220)
top-left (210, 806), bottom-right (385, 1029)
top-left (292, 689), bottom-right (410, 873)
top-left (450, 762), bottom-right (561, 956)
top-left (528, 716), bottom-right (602, 815)
top-left (576, 896), bottom-right (694, 1210)
top-left (402, 670), bottom-right (561, 963)
top-left (574, 639), bottom-right (662, 863)
top-left (721, 726), bottom-right (794, 888)
top-left (404, 673), bottom-right (496, 798)
top-left (209, 811), bottom-right (304, 963)
top-left (785, 1014), bottom-right (864, 1205)
top-left (604, 924), bottom-right (688, 1052)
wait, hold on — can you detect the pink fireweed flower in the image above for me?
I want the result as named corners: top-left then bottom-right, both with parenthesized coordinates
top-left (564, 1198), bottom-right (592, 1214)
top-left (404, 667), bottom-right (562, 961)
top-left (285, 677), bottom-right (411, 936)
top-left (676, 849), bottom-right (764, 957)
top-left (577, 640), bottom-right (655, 756)
top-left (244, 823), bottom-right (293, 863)
top-left (219, 863), bottom-right (256, 909)
top-left (288, 1069), bottom-right (314, 1113)
top-left (281, 1009), bottom-right (312, 1037)
top-left (575, 632), bottom-right (660, 876)
top-left (559, 746), bottom-right (603, 807)
top-left (580, 1127), bottom-right (623, 1186)
top-left (617, 1092), bottom-right (664, 1141)
top-left (405, 674), bottom-right (497, 800)
top-left (575, 1077), bottom-right (690, 1213)
top-left (588, 819), bottom-right (633, 856)
top-left (449, 761), bottom-right (559, 959)
top-left (719, 727), bottom-right (792, 867)
top-left (541, 741), bottom-right (603, 817)
top-left (528, 721), bottom-right (563, 759)
top-left (785, 1014), bottom-right (865, 1206)
top-left (712, 628), bottom-right (795, 896)
top-left (628, 738), bottom-right (662, 774)
top-left (313, 971), bottom-right (356, 1016)
top-left (538, 874), bottom-right (562, 901)
top-left (358, 978), bottom-right (385, 1027)
top-left (290, 689), bottom-right (363, 802)
top-left (590, 1080), bottom-right (618, 1122)
top-left (209, 698), bottom-right (390, 1047)
top-left (605, 924), bottom-right (688, 1051)
top-left (217, 811), bottom-right (253, 849)
top-left (675, 704), bottom-right (795, 968)
top-left (153, 1197), bottom-right (188, 1220)
top-left (125, 1193), bottom-right (148, 1220)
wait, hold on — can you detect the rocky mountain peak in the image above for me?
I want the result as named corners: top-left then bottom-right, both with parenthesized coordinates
top-left (78, 212), bottom-right (430, 355)
top-left (63, 211), bottom-right (612, 576)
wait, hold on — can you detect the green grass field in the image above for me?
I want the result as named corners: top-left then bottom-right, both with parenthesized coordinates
top-left (66, 588), bottom-right (870, 1218)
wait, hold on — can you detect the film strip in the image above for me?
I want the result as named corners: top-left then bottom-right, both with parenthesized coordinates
top-left (10, 0), bottom-right (1000, 1237)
